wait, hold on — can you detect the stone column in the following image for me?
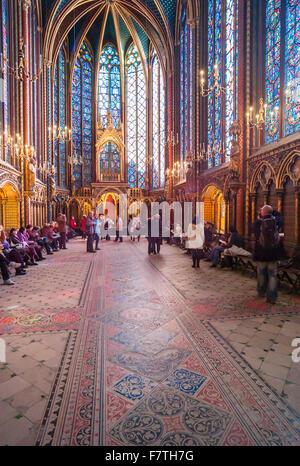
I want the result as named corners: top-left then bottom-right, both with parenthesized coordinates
top-left (295, 188), bottom-right (300, 246)
top-left (168, 74), bottom-right (174, 200)
top-left (276, 189), bottom-right (284, 214)
top-left (22, 0), bottom-right (31, 225)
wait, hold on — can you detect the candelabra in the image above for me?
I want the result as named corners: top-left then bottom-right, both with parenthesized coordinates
top-left (246, 98), bottom-right (278, 130)
top-left (165, 161), bottom-right (188, 181)
top-left (165, 131), bottom-right (179, 147)
top-left (48, 125), bottom-right (72, 143)
top-left (199, 64), bottom-right (227, 97)
top-left (0, 130), bottom-right (14, 160)
top-left (0, 41), bottom-right (43, 82)
top-left (197, 141), bottom-right (226, 165)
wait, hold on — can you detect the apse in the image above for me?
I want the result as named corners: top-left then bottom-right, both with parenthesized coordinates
top-left (49, 0), bottom-right (168, 192)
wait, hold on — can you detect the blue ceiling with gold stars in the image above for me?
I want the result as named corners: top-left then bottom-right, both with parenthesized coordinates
top-left (43, 0), bottom-right (177, 35)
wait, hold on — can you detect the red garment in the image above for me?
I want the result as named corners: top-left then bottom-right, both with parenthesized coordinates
top-left (70, 219), bottom-right (77, 230)
top-left (80, 218), bottom-right (86, 232)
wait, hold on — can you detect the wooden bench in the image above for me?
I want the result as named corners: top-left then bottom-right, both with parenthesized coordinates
top-left (224, 249), bottom-right (300, 294)
top-left (277, 248), bottom-right (300, 293)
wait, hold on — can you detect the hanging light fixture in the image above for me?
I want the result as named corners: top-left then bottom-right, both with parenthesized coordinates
top-left (199, 63), bottom-right (227, 97)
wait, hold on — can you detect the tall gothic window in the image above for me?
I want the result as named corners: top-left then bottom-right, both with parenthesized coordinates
top-left (152, 54), bottom-right (165, 189)
top-left (125, 44), bottom-right (147, 189)
top-left (265, 0), bottom-right (281, 143)
top-left (99, 142), bottom-right (121, 179)
top-left (265, 0), bottom-right (300, 143)
top-left (1, 0), bottom-right (10, 163)
top-left (207, 0), bottom-right (238, 168)
top-left (284, 0), bottom-right (300, 135)
top-left (72, 41), bottom-right (93, 187)
top-left (180, 5), bottom-right (193, 169)
top-left (98, 44), bottom-right (121, 129)
top-left (30, 1), bottom-right (39, 165)
top-left (54, 49), bottom-right (66, 186)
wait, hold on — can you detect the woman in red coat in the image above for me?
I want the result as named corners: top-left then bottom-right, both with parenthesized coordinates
top-left (80, 216), bottom-right (86, 239)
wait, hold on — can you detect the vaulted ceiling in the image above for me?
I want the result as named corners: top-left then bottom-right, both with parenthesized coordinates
top-left (43, 0), bottom-right (177, 72)
top-left (43, 0), bottom-right (177, 37)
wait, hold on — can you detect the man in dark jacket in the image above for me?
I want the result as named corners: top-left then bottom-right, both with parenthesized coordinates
top-left (85, 211), bottom-right (96, 253)
top-left (253, 205), bottom-right (281, 304)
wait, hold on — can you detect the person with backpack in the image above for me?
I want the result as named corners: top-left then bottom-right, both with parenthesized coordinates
top-left (252, 205), bottom-right (281, 305)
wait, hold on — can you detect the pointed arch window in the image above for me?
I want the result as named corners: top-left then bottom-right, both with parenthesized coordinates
top-left (265, 0), bottom-right (300, 142)
top-left (99, 142), bottom-right (121, 179)
top-left (1, 0), bottom-right (10, 164)
top-left (284, 0), bottom-right (300, 135)
top-left (54, 49), bottom-right (66, 186)
top-left (180, 5), bottom-right (193, 169)
top-left (72, 41), bottom-right (93, 188)
top-left (125, 44), bottom-right (147, 189)
top-left (265, 0), bottom-right (281, 143)
top-left (152, 54), bottom-right (165, 189)
top-left (207, 0), bottom-right (238, 168)
top-left (30, 1), bottom-right (40, 166)
top-left (98, 44), bottom-right (121, 129)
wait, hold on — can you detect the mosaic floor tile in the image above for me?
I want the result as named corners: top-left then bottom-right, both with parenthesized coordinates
top-left (113, 374), bottom-right (156, 401)
top-left (165, 369), bottom-right (207, 395)
top-left (109, 347), bottom-right (191, 382)
top-left (110, 386), bottom-right (232, 446)
top-left (2, 239), bottom-right (300, 446)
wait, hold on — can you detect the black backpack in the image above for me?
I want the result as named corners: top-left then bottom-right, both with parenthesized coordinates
top-left (259, 216), bottom-right (280, 249)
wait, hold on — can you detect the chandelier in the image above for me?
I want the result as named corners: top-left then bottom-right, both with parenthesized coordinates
top-left (199, 64), bottom-right (226, 97)
top-left (48, 125), bottom-right (72, 143)
top-left (165, 161), bottom-right (188, 180)
top-left (165, 131), bottom-right (179, 147)
top-left (246, 98), bottom-right (279, 130)
top-left (0, 40), bottom-right (43, 82)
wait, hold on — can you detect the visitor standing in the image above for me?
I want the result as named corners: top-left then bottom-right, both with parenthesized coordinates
top-left (252, 205), bottom-right (281, 305)
top-left (185, 216), bottom-right (205, 268)
top-left (114, 215), bottom-right (123, 242)
top-left (85, 211), bottom-right (96, 253)
top-left (104, 210), bottom-right (113, 241)
top-left (154, 213), bottom-right (162, 254)
top-left (94, 214), bottom-right (101, 250)
top-left (57, 213), bottom-right (67, 249)
top-left (130, 211), bottom-right (141, 242)
top-left (80, 216), bottom-right (87, 239)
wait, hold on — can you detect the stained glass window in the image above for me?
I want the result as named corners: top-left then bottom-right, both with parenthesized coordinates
top-left (99, 142), bottom-right (121, 178)
top-left (54, 49), bottom-right (66, 186)
top-left (72, 41), bottom-right (93, 187)
top-left (285, 0), bottom-right (300, 135)
top-left (152, 55), bottom-right (165, 189)
top-left (98, 44), bottom-right (121, 129)
top-left (225, 0), bottom-right (238, 159)
top-left (1, 0), bottom-right (10, 163)
top-left (180, 5), bottom-right (193, 171)
top-left (265, 0), bottom-right (281, 143)
top-left (207, 0), bottom-right (238, 168)
top-left (30, 1), bottom-right (39, 166)
top-left (125, 44), bottom-right (147, 189)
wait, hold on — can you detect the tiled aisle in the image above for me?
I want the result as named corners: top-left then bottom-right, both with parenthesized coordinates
top-left (0, 239), bottom-right (300, 446)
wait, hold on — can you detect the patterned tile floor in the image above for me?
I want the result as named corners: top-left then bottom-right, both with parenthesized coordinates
top-left (0, 238), bottom-right (300, 446)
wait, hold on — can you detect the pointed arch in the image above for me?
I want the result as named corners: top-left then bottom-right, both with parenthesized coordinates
top-left (151, 52), bottom-right (165, 189)
top-left (179, 1), bottom-right (194, 170)
top-left (98, 43), bottom-right (121, 129)
top-left (53, 47), bottom-right (67, 187)
top-left (72, 40), bottom-right (93, 188)
top-left (125, 43), bottom-right (147, 189)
